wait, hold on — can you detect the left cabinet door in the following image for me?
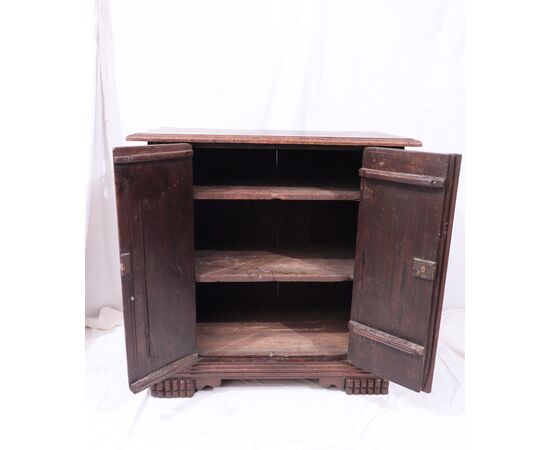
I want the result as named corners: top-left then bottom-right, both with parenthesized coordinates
top-left (113, 144), bottom-right (198, 393)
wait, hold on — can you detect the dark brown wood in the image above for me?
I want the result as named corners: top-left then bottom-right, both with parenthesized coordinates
top-left (359, 167), bottom-right (445, 188)
top-left (196, 282), bottom-right (352, 323)
top-left (348, 320), bottom-right (425, 356)
top-left (130, 353), bottom-right (198, 393)
top-left (197, 320), bottom-right (349, 357)
top-left (194, 185), bottom-right (360, 201)
top-left (113, 143), bottom-right (193, 164)
top-left (127, 128), bottom-right (422, 147)
top-left (150, 358), bottom-right (389, 397)
top-left (151, 378), bottom-right (196, 398)
top-left (112, 131), bottom-right (460, 398)
top-left (195, 246), bottom-right (355, 282)
top-left (344, 378), bottom-right (389, 395)
top-left (348, 147), bottom-right (461, 392)
top-left (114, 144), bottom-right (198, 393)
top-left (195, 201), bottom-right (358, 249)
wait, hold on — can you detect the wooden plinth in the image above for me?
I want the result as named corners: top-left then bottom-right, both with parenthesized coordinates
top-left (150, 358), bottom-right (389, 398)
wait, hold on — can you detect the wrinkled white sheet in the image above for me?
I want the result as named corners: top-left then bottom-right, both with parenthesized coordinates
top-left (86, 310), bottom-right (463, 450)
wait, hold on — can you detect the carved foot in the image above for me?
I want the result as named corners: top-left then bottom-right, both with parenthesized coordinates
top-left (195, 378), bottom-right (222, 391)
top-left (319, 376), bottom-right (345, 390)
top-left (151, 378), bottom-right (196, 398)
top-left (344, 377), bottom-right (389, 395)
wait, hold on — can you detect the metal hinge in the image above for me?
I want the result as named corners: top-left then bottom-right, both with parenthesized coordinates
top-left (412, 258), bottom-right (437, 281)
top-left (120, 252), bottom-right (131, 277)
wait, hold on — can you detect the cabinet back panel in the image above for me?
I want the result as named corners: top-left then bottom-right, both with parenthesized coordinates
top-left (193, 147), bottom-right (277, 185)
top-left (194, 200), bottom-right (358, 248)
top-left (196, 282), bottom-right (352, 322)
top-left (193, 145), bottom-right (362, 187)
top-left (277, 148), bottom-right (362, 186)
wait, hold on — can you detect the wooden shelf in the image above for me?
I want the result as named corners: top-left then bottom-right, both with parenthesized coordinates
top-left (195, 246), bottom-right (355, 282)
top-left (194, 185), bottom-right (360, 201)
top-left (197, 320), bottom-right (349, 357)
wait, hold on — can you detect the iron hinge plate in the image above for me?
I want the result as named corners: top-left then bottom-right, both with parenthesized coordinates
top-left (412, 258), bottom-right (437, 281)
top-left (120, 252), bottom-right (131, 277)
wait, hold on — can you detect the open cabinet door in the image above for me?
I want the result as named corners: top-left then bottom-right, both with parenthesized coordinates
top-left (114, 144), bottom-right (198, 393)
top-left (348, 147), bottom-right (461, 392)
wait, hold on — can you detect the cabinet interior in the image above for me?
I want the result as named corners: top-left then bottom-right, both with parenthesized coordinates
top-left (193, 145), bottom-right (362, 358)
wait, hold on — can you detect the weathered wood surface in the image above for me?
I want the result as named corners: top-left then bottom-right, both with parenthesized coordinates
top-left (197, 320), bottom-right (349, 357)
top-left (194, 184), bottom-right (360, 201)
top-left (359, 168), bottom-right (445, 188)
top-left (195, 246), bottom-right (355, 282)
top-left (127, 127), bottom-right (422, 147)
top-left (151, 358), bottom-right (389, 397)
top-left (113, 143), bottom-right (192, 164)
top-left (348, 320), bottom-right (425, 356)
top-left (349, 147), bottom-right (461, 393)
top-left (129, 354), bottom-right (198, 394)
top-left (113, 144), bottom-right (197, 393)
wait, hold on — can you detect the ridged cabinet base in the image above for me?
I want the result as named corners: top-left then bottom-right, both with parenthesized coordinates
top-left (150, 358), bottom-right (389, 398)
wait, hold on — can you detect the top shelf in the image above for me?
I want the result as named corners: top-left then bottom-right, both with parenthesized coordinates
top-left (194, 185), bottom-right (360, 201)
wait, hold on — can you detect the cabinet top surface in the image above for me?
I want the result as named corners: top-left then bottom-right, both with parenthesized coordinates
top-left (127, 128), bottom-right (422, 147)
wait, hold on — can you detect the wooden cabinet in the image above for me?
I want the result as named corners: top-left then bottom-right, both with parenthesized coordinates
top-left (113, 129), bottom-right (461, 397)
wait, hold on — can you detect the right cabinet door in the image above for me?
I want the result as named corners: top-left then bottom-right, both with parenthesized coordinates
top-left (348, 147), bottom-right (461, 392)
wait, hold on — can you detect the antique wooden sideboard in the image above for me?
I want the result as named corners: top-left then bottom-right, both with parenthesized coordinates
top-left (113, 129), bottom-right (461, 398)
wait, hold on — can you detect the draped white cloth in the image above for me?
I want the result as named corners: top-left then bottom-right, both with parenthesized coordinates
top-left (86, 2), bottom-right (464, 447)
top-left (86, 309), bottom-right (464, 450)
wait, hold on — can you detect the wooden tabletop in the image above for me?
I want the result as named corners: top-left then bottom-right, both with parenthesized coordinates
top-left (127, 128), bottom-right (422, 147)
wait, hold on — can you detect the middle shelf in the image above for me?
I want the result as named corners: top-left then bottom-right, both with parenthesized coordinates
top-left (194, 184), bottom-right (360, 201)
top-left (195, 245), bottom-right (355, 283)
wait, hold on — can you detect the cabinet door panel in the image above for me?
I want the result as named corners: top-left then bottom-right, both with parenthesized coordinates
top-left (114, 144), bottom-right (197, 393)
top-left (348, 147), bottom-right (461, 392)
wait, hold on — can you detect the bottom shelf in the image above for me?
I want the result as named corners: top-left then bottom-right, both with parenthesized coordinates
top-left (197, 320), bottom-right (349, 357)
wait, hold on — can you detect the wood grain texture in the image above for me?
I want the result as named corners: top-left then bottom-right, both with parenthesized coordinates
top-left (196, 282), bottom-right (352, 324)
top-left (150, 358), bottom-right (389, 397)
top-left (194, 184), bottom-right (360, 201)
top-left (348, 147), bottom-right (461, 392)
top-left (114, 132), bottom-right (461, 398)
top-left (195, 246), bottom-right (355, 282)
top-left (348, 320), bottom-right (425, 356)
top-left (129, 353), bottom-right (198, 393)
top-left (113, 143), bottom-right (192, 164)
top-left (127, 127), bottom-right (422, 147)
top-left (114, 144), bottom-right (198, 393)
top-left (359, 168), bottom-right (445, 188)
top-left (197, 320), bottom-right (349, 357)
top-left (195, 201), bottom-right (358, 249)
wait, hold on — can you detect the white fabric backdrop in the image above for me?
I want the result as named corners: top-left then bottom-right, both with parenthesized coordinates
top-left (86, 0), bottom-right (464, 318)
top-left (86, 2), bottom-right (464, 448)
